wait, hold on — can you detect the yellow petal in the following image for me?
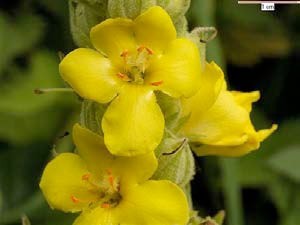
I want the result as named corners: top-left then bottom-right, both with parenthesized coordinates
top-left (194, 124), bottom-right (278, 157)
top-left (73, 207), bottom-right (117, 225)
top-left (59, 48), bottom-right (120, 103)
top-left (118, 180), bottom-right (189, 225)
top-left (90, 18), bottom-right (136, 66)
top-left (102, 84), bottom-right (164, 156)
top-left (145, 38), bottom-right (202, 98)
top-left (73, 124), bottom-right (114, 176)
top-left (182, 88), bottom-right (250, 146)
top-left (180, 63), bottom-right (278, 157)
top-left (134, 6), bottom-right (176, 53)
top-left (231, 90), bottom-right (260, 112)
top-left (75, 180), bottom-right (189, 225)
top-left (73, 124), bottom-right (158, 184)
top-left (114, 151), bottom-right (158, 187)
top-left (181, 61), bottom-right (224, 117)
top-left (39, 153), bottom-right (97, 213)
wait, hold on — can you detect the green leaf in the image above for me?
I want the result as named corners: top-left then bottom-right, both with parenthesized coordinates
top-left (0, 109), bottom-right (64, 145)
top-left (267, 145), bottom-right (300, 182)
top-left (267, 177), bottom-right (296, 215)
top-left (0, 51), bottom-right (78, 144)
top-left (279, 192), bottom-right (300, 225)
top-left (235, 119), bottom-right (300, 219)
top-left (0, 12), bottom-right (44, 74)
top-left (0, 142), bottom-right (47, 222)
top-left (0, 51), bottom-right (67, 114)
top-left (236, 119), bottom-right (300, 187)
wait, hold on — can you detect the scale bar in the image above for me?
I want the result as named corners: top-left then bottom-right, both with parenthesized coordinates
top-left (238, 1), bottom-right (300, 3)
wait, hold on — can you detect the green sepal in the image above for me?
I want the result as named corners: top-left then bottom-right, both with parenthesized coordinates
top-left (107, 0), bottom-right (155, 19)
top-left (152, 133), bottom-right (195, 187)
top-left (80, 100), bottom-right (107, 136)
top-left (107, 0), bottom-right (190, 23)
top-left (213, 210), bottom-right (225, 225)
top-left (156, 92), bottom-right (181, 130)
top-left (21, 215), bottom-right (31, 225)
top-left (175, 16), bottom-right (188, 37)
top-left (156, 92), bottom-right (190, 133)
top-left (183, 183), bottom-right (193, 209)
top-left (188, 27), bottom-right (218, 70)
top-left (188, 210), bottom-right (225, 225)
top-left (69, 0), bottom-right (108, 47)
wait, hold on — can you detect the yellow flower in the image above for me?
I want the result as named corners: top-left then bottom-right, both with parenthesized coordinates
top-left (40, 124), bottom-right (189, 225)
top-left (180, 62), bottom-right (277, 157)
top-left (59, 6), bottom-right (202, 156)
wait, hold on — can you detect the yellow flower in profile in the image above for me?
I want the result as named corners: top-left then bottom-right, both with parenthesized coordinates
top-left (181, 62), bottom-right (277, 157)
top-left (40, 124), bottom-right (189, 225)
top-left (59, 6), bottom-right (202, 156)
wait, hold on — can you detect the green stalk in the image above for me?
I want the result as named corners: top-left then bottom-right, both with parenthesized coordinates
top-left (219, 158), bottom-right (245, 225)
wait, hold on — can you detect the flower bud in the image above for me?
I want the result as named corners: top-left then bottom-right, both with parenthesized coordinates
top-left (80, 100), bottom-right (106, 136)
top-left (107, 0), bottom-right (190, 23)
top-left (69, 0), bottom-right (108, 47)
top-left (153, 137), bottom-right (195, 187)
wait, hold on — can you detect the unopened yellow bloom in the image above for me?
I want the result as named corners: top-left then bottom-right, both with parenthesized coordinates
top-left (59, 6), bottom-right (201, 156)
top-left (181, 62), bottom-right (277, 157)
top-left (40, 124), bottom-right (189, 225)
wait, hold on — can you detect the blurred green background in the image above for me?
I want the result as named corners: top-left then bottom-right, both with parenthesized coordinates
top-left (0, 1), bottom-right (299, 225)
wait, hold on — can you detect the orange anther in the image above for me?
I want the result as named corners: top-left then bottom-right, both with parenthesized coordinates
top-left (138, 45), bottom-right (154, 55)
top-left (82, 173), bottom-right (91, 181)
top-left (120, 50), bottom-right (129, 58)
top-left (101, 203), bottom-right (111, 209)
top-left (151, 81), bottom-right (163, 86)
top-left (137, 45), bottom-right (145, 52)
top-left (146, 47), bottom-right (154, 55)
top-left (117, 72), bottom-right (130, 81)
top-left (117, 72), bottom-right (125, 78)
top-left (71, 195), bottom-right (80, 203)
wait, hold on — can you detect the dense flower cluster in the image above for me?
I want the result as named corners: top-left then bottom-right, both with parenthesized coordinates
top-left (39, 6), bottom-right (277, 225)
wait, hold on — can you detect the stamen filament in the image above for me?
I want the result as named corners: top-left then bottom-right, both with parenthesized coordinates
top-left (82, 173), bottom-right (99, 189)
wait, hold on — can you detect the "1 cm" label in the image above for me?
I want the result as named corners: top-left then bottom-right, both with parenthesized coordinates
top-left (261, 3), bottom-right (275, 11)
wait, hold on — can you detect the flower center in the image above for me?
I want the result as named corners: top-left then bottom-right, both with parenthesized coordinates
top-left (116, 45), bottom-right (161, 86)
top-left (70, 169), bottom-right (122, 209)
